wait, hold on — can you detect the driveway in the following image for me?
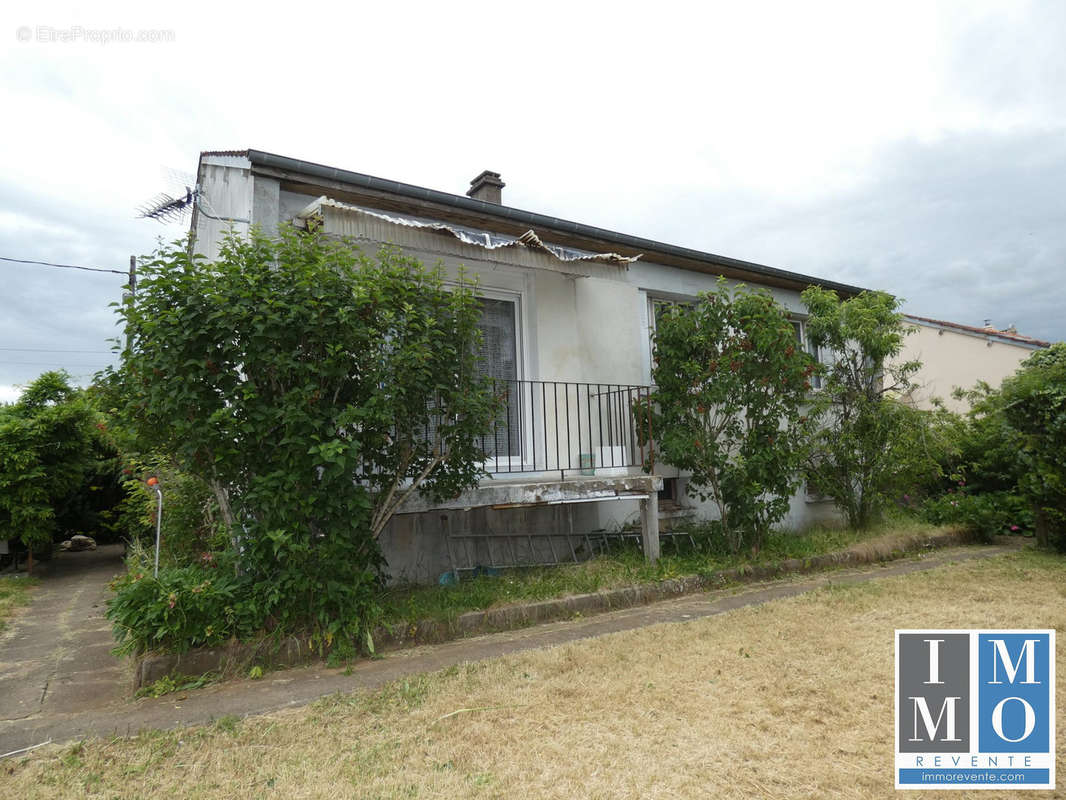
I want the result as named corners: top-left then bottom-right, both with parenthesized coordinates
top-left (0, 545), bottom-right (128, 732)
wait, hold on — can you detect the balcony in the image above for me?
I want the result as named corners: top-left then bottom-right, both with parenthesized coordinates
top-left (397, 378), bottom-right (664, 566)
top-left (479, 379), bottom-right (655, 481)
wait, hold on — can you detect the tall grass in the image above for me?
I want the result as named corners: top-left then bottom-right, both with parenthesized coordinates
top-left (379, 514), bottom-right (955, 626)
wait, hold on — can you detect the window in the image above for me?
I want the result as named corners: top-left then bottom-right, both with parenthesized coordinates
top-left (805, 475), bottom-right (832, 504)
top-left (649, 296), bottom-right (691, 333)
top-left (647, 295), bottom-right (694, 375)
top-left (475, 297), bottom-right (518, 382)
top-left (475, 296), bottom-right (521, 461)
top-left (791, 319), bottom-right (823, 390)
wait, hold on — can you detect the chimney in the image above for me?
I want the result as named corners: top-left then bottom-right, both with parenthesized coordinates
top-left (467, 170), bottom-right (505, 204)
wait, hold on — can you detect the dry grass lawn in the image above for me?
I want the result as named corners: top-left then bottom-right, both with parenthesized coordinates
top-left (4, 549), bottom-right (1064, 799)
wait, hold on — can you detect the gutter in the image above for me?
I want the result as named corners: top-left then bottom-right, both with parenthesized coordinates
top-left (246, 149), bottom-right (869, 297)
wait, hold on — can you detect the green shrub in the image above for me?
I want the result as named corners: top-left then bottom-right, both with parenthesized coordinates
top-left (921, 490), bottom-right (1030, 543)
top-left (107, 557), bottom-right (259, 654)
top-left (801, 287), bottom-right (951, 528)
top-left (112, 453), bottom-right (228, 567)
top-left (103, 226), bottom-right (498, 654)
top-left (646, 280), bottom-right (816, 553)
top-left (928, 344), bottom-right (1066, 551)
top-left (107, 536), bottom-right (384, 655)
top-left (238, 527), bottom-right (383, 652)
top-left (996, 344), bottom-right (1066, 550)
top-left (0, 371), bottom-right (121, 551)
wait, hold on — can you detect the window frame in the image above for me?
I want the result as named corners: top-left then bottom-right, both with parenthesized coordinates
top-left (790, 316), bottom-right (825, 391)
top-left (470, 287), bottom-right (532, 473)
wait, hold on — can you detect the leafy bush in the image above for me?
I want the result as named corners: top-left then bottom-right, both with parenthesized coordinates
top-left (107, 556), bottom-right (259, 654)
top-left (801, 288), bottom-right (950, 528)
top-left (237, 526), bottom-right (383, 652)
top-left (104, 226), bottom-right (497, 653)
top-left (108, 541), bottom-right (382, 655)
top-left (646, 280), bottom-right (816, 553)
top-left (921, 490), bottom-right (1031, 543)
top-left (0, 371), bottom-right (121, 552)
top-left (925, 345), bottom-right (1066, 551)
top-left (996, 343), bottom-right (1066, 550)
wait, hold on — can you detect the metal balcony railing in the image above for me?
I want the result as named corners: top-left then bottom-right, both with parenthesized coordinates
top-left (478, 379), bottom-right (654, 479)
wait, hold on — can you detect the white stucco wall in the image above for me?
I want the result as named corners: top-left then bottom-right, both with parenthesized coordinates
top-left (192, 157), bottom-right (253, 261)
top-left (191, 163), bottom-right (840, 534)
top-left (894, 321), bottom-right (1043, 412)
top-left (532, 270), bottom-right (582, 382)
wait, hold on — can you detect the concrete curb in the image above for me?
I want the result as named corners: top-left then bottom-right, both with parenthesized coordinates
top-left (133, 529), bottom-right (968, 689)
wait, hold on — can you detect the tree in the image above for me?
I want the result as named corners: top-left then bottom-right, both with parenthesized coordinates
top-left (108, 225), bottom-right (498, 640)
top-left (995, 343), bottom-right (1066, 548)
top-left (0, 371), bottom-right (108, 554)
top-left (647, 280), bottom-right (816, 553)
top-left (801, 287), bottom-right (942, 528)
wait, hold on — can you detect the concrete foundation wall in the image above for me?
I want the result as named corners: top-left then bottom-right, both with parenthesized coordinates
top-left (589, 484), bottom-right (841, 538)
top-left (379, 503), bottom-right (603, 585)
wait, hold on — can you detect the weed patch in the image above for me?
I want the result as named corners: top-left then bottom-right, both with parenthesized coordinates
top-left (0, 575), bottom-right (38, 632)
top-left (135, 672), bottom-right (218, 698)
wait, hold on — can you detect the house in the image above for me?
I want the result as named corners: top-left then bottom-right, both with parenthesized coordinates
top-left (895, 315), bottom-right (1050, 413)
top-left (191, 150), bottom-right (862, 583)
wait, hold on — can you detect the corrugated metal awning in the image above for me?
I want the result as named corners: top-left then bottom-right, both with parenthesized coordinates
top-left (295, 197), bottom-right (642, 270)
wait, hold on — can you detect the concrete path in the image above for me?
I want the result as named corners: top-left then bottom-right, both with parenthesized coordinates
top-left (0, 541), bottom-right (1015, 756)
top-left (0, 545), bottom-right (128, 738)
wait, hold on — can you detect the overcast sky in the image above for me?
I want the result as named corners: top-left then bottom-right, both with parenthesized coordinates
top-left (2, 0), bottom-right (1064, 401)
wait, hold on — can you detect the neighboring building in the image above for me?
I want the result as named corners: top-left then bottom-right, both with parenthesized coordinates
top-left (896, 315), bottom-right (1051, 413)
top-left (191, 149), bottom-right (860, 582)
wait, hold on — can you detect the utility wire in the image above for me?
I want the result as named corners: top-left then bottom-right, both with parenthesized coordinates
top-left (0, 256), bottom-right (128, 276)
top-left (0, 347), bottom-right (112, 354)
top-left (0, 362), bottom-right (112, 367)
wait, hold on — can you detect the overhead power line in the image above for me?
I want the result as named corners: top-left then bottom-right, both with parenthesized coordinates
top-left (0, 256), bottom-right (128, 276)
top-left (0, 347), bottom-right (113, 354)
top-left (0, 360), bottom-right (112, 366)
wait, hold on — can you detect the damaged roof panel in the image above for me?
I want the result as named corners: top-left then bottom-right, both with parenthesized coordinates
top-left (247, 148), bottom-right (868, 296)
top-left (296, 197), bottom-right (642, 267)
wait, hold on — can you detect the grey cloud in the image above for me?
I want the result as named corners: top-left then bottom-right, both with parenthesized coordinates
top-left (654, 130), bottom-right (1066, 343)
top-left (0, 179), bottom-right (183, 392)
top-left (945, 1), bottom-right (1066, 118)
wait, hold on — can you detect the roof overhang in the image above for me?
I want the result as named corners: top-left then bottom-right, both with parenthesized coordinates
top-left (205, 149), bottom-right (870, 296)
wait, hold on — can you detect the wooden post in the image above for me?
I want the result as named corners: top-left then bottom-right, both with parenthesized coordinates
top-left (125, 255), bottom-right (136, 352)
top-left (640, 493), bottom-right (660, 564)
